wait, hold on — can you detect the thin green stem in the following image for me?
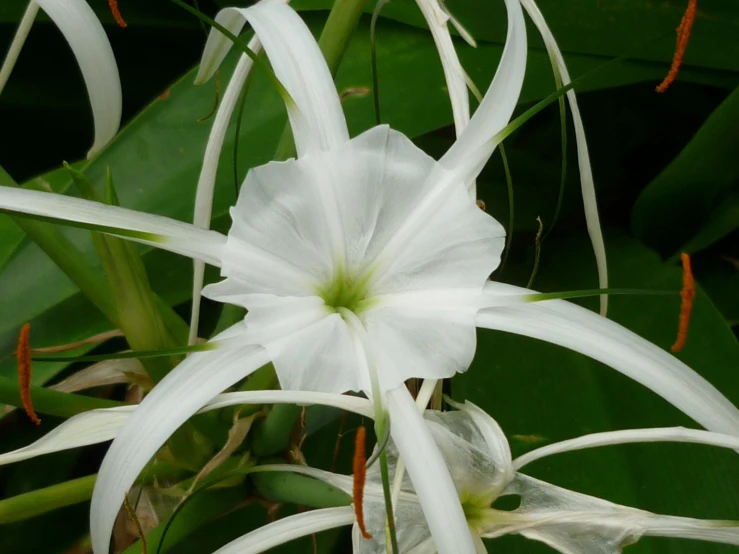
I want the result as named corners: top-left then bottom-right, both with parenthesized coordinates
top-left (526, 216), bottom-right (544, 289)
top-left (0, 474), bottom-right (95, 524)
top-left (497, 142), bottom-right (514, 276)
top-left (370, 0), bottom-right (390, 125)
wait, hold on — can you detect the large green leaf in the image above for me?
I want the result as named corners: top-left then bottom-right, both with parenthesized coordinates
top-left (293, 0), bottom-right (739, 72)
top-left (454, 233), bottom-right (739, 553)
top-left (632, 85), bottom-right (739, 257)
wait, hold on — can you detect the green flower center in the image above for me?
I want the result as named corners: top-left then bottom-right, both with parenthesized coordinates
top-left (317, 267), bottom-right (373, 313)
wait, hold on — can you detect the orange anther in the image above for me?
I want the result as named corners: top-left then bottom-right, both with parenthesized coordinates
top-left (656, 0), bottom-right (697, 93)
top-left (352, 426), bottom-right (372, 539)
top-left (672, 252), bottom-right (695, 352)
top-left (108, 0), bottom-right (128, 28)
top-left (17, 323), bottom-right (41, 425)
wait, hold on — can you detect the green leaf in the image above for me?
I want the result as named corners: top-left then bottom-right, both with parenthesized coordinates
top-left (455, 233), bottom-right (739, 553)
top-left (294, 0), bottom-right (739, 72)
top-left (632, 85), bottom-right (739, 257)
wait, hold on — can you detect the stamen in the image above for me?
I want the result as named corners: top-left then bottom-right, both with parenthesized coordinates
top-left (16, 323), bottom-right (41, 425)
top-left (353, 426), bottom-right (372, 539)
top-left (108, 0), bottom-right (127, 28)
top-left (671, 252), bottom-right (695, 352)
top-left (656, 0), bottom-right (697, 93)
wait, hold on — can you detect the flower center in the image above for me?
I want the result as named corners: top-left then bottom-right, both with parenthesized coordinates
top-left (317, 268), bottom-right (371, 314)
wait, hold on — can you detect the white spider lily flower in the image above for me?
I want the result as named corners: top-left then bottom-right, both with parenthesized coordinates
top-left (414, 0), bottom-right (608, 314)
top-left (2, 0), bottom-right (739, 551)
top-left (0, 0), bottom-right (122, 157)
top-left (223, 401), bottom-right (739, 554)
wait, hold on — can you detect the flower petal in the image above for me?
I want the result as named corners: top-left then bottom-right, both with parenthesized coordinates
top-left (90, 324), bottom-right (271, 554)
top-left (213, 507), bottom-right (355, 554)
top-left (387, 385), bottom-right (478, 554)
top-left (414, 0), bottom-right (470, 136)
top-left (0, 187), bottom-right (227, 266)
top-left (476, 282), bottom-right (739, 437)
top-left (0, 1), bottom-right (40, 94)
top-left (519, 0), bottom-right (608, 315)
top-left (0, 406), bottom-right (134, 466)
top-left (191, 40), bottom-right (262, 344)
top-left (196, 0), bottom-right (348, 156)
top-left (334, 126), bottom-right (503, 293)
top-left (204, 390), bottom-right (374, 418)
top-left (514, 427), bottom-right (739, 470)
top-left (437, 0), bottom-right (526, 179)
top-left (36, 0), bottom-right (122, 157)
top-left (446, 398), bottom-right (513, 489)
top-left (484, 474), bottom-right (739, 552)
top-left (364, 304), bottom-right (476, 391)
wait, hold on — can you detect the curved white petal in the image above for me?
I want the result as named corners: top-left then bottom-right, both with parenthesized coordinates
top-left (485, 474), bottom-right (739, 551)
top-left (387, 385), bottom-right (477, 554)
top-left (196, 0), bottom-right (348, 156)
top-left (0, 187), bottom-right (227, 266)
top-left (214, 507), bottom-right (355, 554)
top-left (190, 40), bottom-right (263, 345)
top-left (476, 282), bottom-right (739, 438)
top-left (446, 398), bottom-right (513, 487)
top-left (0, 1), bottom-right (40, 94)
top-left (519, 0), bottom-right (607, 315)
top-left (0, 406), bottom-right (134, 466)
top-left (204, 390), bottom-right (373, 418)
top-left (438, 0), bottom-right (526, 180)
top-left (0, 389), bottom-right (372, 468)
top-left (36, 0), bottom-right (122, 157)
top-left (514, 427), bottom-right (739, 470)
top-left (414, 0), bottom-right (470, 137)
top-left (90, 324), bottom-right (271, 554)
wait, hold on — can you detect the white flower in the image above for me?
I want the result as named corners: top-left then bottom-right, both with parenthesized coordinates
top-left (0, 0), bottom-right (122, 157)
top-left (219, 400), bottom-right (739, 554)
top-left (2, 0), bottom-right (739, 552)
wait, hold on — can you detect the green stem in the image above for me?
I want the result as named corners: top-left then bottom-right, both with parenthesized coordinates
top-left (0, 376), bottom-right (124, 418)
top-left (0, 474), bottom-right (96, 524)
top-left (273, 0), bottom-right (371, 160)
top-left (0, 464), bottom-right (187, 525)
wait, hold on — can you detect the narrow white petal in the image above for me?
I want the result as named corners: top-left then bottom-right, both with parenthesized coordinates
top-left (515, 427), bottom-right (739, 470)
top-left (214, 507), bottom-right (355, 554)
top-left (438, 0), bottom-right (526, 178)
top-left (0, 1), bottom-right (40, 94)
top-left (477, 282), bottom-right (739, 437)
top-left (485, 474), bottom-right (739, 552)
top-left (519, 0), bottom-right (608, 315)
top-left (0, 407), bottom-right (134, 466)
top-left (197, 0), bottom-right (349, 156)
top-left (203, 390), bottom-right (373, 418)
top-left (36, 0), bottom-right (121, 157)
top-left (90, 325), bottom-right (270, 554)
top-left (644, 515), bottom-right (739, 545)
top-left (52, 358), bottom-right (148, 394)
top-left (387, 385), bottom-right (477, 554)
top-left (414, 0), bottom-right (470, 137)
top-left (190, 41), bottom-right (262, 345)
top-left (0, 187), bottom-right (227, 266)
